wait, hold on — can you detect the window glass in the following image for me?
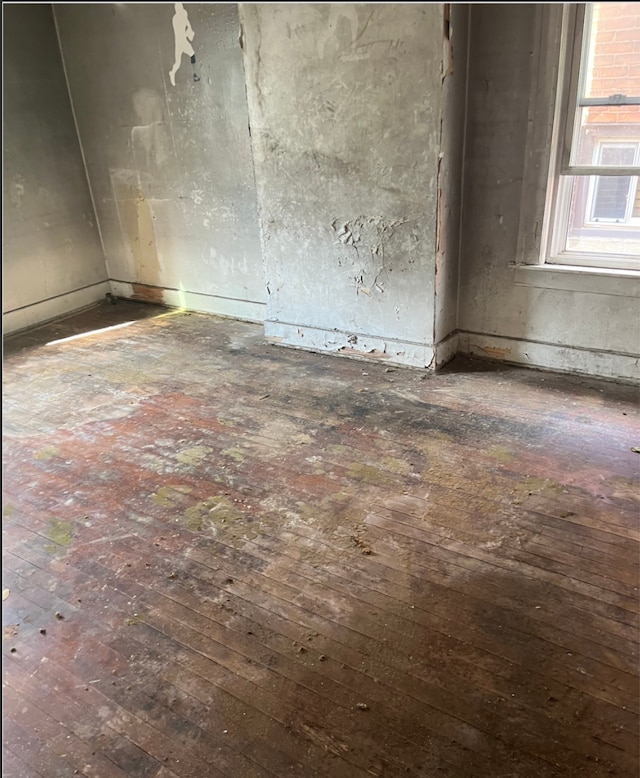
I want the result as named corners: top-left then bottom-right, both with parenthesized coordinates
top-left (548, 3), bottom-right (640, 267)
top-left (582, 3), bottom-right (640, 101)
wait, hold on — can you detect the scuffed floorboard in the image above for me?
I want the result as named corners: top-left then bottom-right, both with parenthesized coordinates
top-left (2, 301), bottom-right (639, 777)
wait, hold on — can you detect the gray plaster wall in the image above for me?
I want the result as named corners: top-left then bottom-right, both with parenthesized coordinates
top-left (240, 3), bottom-right (445, 367)
top-left (54, 3), bottom-right (266, 322)
top-left (434, 4), bottom-right (468, 361)
top-left (3, 4), bottom-right (108, 335)
top-left (458, 5), bottom-right (639, 380)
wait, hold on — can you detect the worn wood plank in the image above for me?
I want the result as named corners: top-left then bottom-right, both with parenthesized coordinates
top-left (3, 300), bottom-right (638, 778)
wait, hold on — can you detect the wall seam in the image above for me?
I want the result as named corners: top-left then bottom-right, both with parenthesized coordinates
top-left (51, 4), bottom-right (111, 280)
top-left (432, 4), bottom-right (448, 357)
top-left (455, 4), bottom-right (472, 335)
top-left (237, 5), bottom-right (270, 323)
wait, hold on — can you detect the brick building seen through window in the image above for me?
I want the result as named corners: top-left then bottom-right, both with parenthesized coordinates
top-left (564, 2), bottom-right (640, 260)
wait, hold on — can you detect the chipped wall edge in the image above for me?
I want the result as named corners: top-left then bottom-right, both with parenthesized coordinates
top-left (264, 320), bottom-right (435, 369)
top-left (434, 330), bottom-right (459, 370)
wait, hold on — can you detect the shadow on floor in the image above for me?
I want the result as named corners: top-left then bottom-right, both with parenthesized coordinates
top-left (3, 299), bottom-right (168, 356)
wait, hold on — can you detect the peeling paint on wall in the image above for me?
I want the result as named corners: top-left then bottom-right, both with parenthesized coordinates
top-left (169, 3), bottom-right (196, 86)
top-left (338, 343), bottom-right (388, 359)
top-left (331, 216), bottom-right (409, 296)
top-left (240, 3), bottom-right (443, 364)
top-left (51, 2), bottom-right (265, 323)
top-left (264, 320), bottom-right (435, 368)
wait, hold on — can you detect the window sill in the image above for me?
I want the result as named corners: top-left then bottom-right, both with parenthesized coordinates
top-left (513, 263), bottom-right (640, 298)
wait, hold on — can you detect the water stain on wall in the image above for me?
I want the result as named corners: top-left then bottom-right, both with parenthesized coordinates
top-left (478, 345), bottom-right (512, 361)
top-left (131, 283), bottom-right (164, 304)
top-left (111, 172), bottom-right (162, 292)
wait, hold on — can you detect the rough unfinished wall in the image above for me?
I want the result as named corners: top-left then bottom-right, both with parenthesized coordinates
top-left (54, 3), bottom-right (266, 322)
top-left (3, 4), bottom-right (108, 335)
top-left (458, 5), bottom-right (640, 381)
top-left (240, 3), bottom-right (445, 367)
top-left (434, 4), bottom-right (468, 366)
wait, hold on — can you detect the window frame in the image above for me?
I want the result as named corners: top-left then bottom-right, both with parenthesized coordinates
top-left (540, 3), bottom-right (640, 272)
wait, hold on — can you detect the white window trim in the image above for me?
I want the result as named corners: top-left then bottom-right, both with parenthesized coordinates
top-left (514, 261), bottom-right (640, 297)
top-left (518, 4), bottom-right (640, 276)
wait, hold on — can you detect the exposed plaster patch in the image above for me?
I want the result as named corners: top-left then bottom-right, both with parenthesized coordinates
top-left (265, 321), bottom-right (434, 368)
top-left (338, 344), bottom-right (388, 359)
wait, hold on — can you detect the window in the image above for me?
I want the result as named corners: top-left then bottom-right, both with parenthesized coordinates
top-left (543, 3), bottom-right (640, 271)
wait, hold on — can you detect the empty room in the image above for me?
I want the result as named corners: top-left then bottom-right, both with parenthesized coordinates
top-left (2, 3), bottom-right (639, 776)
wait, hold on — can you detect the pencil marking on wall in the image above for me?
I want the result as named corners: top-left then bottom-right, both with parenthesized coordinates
top-left (317, 5), bottom-right (359, 60)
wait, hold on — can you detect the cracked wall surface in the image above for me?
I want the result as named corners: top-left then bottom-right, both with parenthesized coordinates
top-left (240, 3), bottom-right (446, 364)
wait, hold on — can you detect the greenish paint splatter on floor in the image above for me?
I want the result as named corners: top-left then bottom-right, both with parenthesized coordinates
top-left (347, 462), bottom-right (394, 486)
top-left (380, 456), bottom-right (412, 476)
top-left (176, 446), bottom-right (212, 466)
top-left (44, 518), bottom-right (75, 555)
top-left (184, 495), bottom-right (245, 532)
top-left (34, 446), bottom-right (59, 461)
top-left (488, 445), bottom-right (515, 464)
top-left (151, 484), bottom-right (193, 507)
top-left (47, 518), bottom-right (75, 546)
top-left (222, 447), bottom-right (246, 463)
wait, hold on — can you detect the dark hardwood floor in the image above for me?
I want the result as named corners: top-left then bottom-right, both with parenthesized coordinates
top-left (3, 300), bottom-right (639, 777)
